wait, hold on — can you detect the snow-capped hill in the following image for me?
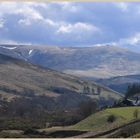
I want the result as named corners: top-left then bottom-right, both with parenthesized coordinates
top-left (0, 45), bottom-right (17, 50)
top-left (1, 44), bottom-right (140, 79)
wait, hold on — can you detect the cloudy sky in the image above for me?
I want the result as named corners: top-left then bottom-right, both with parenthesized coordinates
top-left (0, 2), bottom-right (140, 50)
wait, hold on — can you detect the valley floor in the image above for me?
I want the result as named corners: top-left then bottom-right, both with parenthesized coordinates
top-left (0, 106), bottom-right (140, 138)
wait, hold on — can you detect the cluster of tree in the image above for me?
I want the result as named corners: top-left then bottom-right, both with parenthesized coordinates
top-left (83, 85), bottom-right (101, 95)
top-left (0, 93), bottom-right (98, 130)
top-left (125, 83), bottom-right (140, 98)
top-left (78, 100), bottom-right (98, 118)
top-left (113, 83), bottom-right (140, 107)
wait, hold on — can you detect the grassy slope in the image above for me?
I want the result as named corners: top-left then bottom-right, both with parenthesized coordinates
top-left (72, 107), bottom-right (140, 132)
top-left (0, 53), bottom-right (121, 103)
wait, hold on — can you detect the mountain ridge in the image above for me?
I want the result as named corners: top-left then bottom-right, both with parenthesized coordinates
top-left (0, 44), bottom-right (140, 78)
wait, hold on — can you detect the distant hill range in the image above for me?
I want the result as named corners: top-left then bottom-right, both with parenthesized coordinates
top-left (0, 53), bottom-right (122, 109)
top-left (0, 44), bottom-right (140, 79)
top-left (95, 74), bottom-right (140, 94)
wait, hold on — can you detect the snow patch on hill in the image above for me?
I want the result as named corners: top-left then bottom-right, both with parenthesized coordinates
top-left (0, 46), bottom-right (17, 50)
top-left (29, 49), bottom-right (33, 55)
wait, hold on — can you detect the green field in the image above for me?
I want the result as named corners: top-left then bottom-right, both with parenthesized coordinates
top-left (72, 107), bottom-right (140, 132)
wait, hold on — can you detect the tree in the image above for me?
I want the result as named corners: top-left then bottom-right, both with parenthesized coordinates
top-left (97, 87), bottom-right (101, 94)
top-left (83, 86), bottom-right (90, 94)
top-left (78, 100), bottom-right (97, 118)
top-left (92, 88), bottom-right (95, 94)
top-left (133, 109), bottom-right (139, 119)
top-left (125, 83), bottom-right (140, 98)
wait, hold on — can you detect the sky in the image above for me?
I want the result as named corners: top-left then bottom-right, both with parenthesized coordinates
top-left (0, 2), bottom-right (140, 50)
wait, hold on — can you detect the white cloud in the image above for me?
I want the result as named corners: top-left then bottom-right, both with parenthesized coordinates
top-left (93, 42), bottom-right (117, 47)
top-left (118, 33), bottom-right (140, 46)
top-left (0, 39), bottom-right (32, 45)
top-left (0, 2), bottom-right (44, 26)
top-left (0, 2), bottom-right (139, 47)
top-left (45, 19), bottom-right (57, 27)
top-left (52, 2), bottom-right (80, 13)
top-left (0, 19), bottom-right (4, 28)
top-left (0, 39), bottom-right (18, 45)
top-left (17, 6), bottom-right (44, 26)
top-left (25, 2), bottom-right (48, 8)
top-left (92, 33), bottom-right (140, 48)
top-left (56, 22), bottom-right (100, 34)
top-left (113, 2), bottom-right (128, 12)
top-left (0, 2), bottom-right (101, 45)
top-left (0, 2), bottom-right (18, 16)
top-left (61, 2), bottom-right (79, 12)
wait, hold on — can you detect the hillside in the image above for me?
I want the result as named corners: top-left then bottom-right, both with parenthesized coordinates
top-left (0, 53), bottom-right (121, 108)
top-left (1, 44), bottom-right (140, 78)
top-left (96, 74), bottom-right (140, 94)
top-left (72, 107), bottom-right (140, 132)
top-left (38, 107), bottom-right (140, 138)
top-left (0, 53), bottom-right (123, 133)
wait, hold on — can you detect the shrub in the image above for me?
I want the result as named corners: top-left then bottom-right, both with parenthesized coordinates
top-left (24, 128), bottom-right (39, 135)
top-left (107, 115), bottom-right (116, 123)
